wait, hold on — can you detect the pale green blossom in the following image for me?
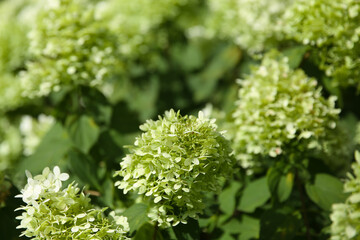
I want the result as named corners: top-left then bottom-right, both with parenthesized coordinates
top-left (115, 109), bottom-right (235, 227)
top-left (330, 151), bottom-right (360, 240)
top-left (284, 0), bottom-right (360, 89)
top-left (21, 0), bottom-right (121, 98)
top-left (0, 0), bottom-right (39, 112)
top-left (231, 52), bottom-right (341, 170)
top-left (205, 0), bottom-right (293, 53)
top-left (16, 166), bottom-right (130, 239)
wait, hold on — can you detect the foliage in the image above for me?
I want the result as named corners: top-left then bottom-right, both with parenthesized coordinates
top-left (0, 0), bottom-right (359, 239)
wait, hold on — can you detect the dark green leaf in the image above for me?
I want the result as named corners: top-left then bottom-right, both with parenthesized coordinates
top-left (187, 44), bottom-right (241, 102)
top-left (134, 223), bottom-right (164, 240)
top-left (282, 45), bottom-right (308, 69)
top-left (172, 218), bottom-right (200, 240)
top-left (260, 209), bottom-right (301, 240)
top-left (305, 173), bottom-right (347, 211)
top-left (238, 177), bottom-right (270, 213)
top-left (122, 203), bottom-right (149, 234)
top-left (277, 172), bottom-right (294, 203)
top-left (267, 167), bottom-right (282, 197)
top-left (219, 181), bottom-right (242, 215)
top-left (66, 115), bottom-right (100, 153)
top-left (67, 149), bottom-right (101, 190)
top-left (222, 215), bottom-right (259, 240)
top-left (14, 122), bottom-right (72, 186)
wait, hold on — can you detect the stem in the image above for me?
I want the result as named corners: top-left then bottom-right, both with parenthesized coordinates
top-left (295, 170), bottom-right (311, 240)
top-left (152, 224), bottom-right (158, 240)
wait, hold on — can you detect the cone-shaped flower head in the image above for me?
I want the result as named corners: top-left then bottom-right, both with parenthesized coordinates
top-left (284, 0), bottom-right (360, 89)
top-left (16, 166), bottom-right (130, 239)
top-left (232, 52), bottom-right (341, 170)
top-left (21, 0), bottom-right (120, 98)
top-left (115, 109), bottom-right (235, 227)
top-left (205, 0), bottom-right (293, 53)
top-left (330, 151), bottom-right (360, 240)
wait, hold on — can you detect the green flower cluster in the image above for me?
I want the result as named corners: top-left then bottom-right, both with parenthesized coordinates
top-left (21, 0), bottom-right (121, 98)
top-left (284, 0), bottom-right (360, 89)
top-left (0, 117), bottom-right (22, 173)
top-left (98, 0), bottom-right (193, 58)
top-left (16, 166), bottom-right (130, 239)
top-left (19, 114), bottom-right (55, 156)
top-left (115, 109), bottom-right (235, 227)
top-left (232, 53), bottom-right (341, 170)
top-left (330, 151), bottom-right (360, 240)
top-left (205, 0), bottom-right (293, 53)
top-left (0, 0), bottom-right (37, 112)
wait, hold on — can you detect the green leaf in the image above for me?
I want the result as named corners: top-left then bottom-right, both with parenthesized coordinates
top-left (172, 218), bottom-right (200, 240)
top-left (221, 215), bottom-right (259, 240)
top-left (260, 209), bottom-right (301, 240)
top-left (238, 216), bottom-right (260, 240)
top-left (219, 181), bottom-right (242, 216)
top-left (122, 203), bottom-right (149, 235)
top-left (66, 115), bottom-right (100, 153)
top-left (238, 177), bottom-right (270, 213)
top-left (220, 233), bottom-right (235, 240)
top-left (67, 149), bottom-right (101, 190)
top-left (305, 173), bottom-right (347, 211)
top-left (134, 223), bottom-right (163, 240)
top-left (14, 122), bottom-right (72, 186)
top-left (277, 172), bottom-right (294, 203)
top-left (267, 167), bottom-right (282, 197)
top-left (282, 45), bottom-right (308, 69)
top-left (187, 44), bottom-right (241, 102)
top-left (171, 42), bottom-right (204, 72)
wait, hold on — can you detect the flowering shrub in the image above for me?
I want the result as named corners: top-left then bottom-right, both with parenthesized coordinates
top-left (16, 166), bottom-right (130, 239)
top-left (231, 52), bottom-right (341, 170)
top-left (115, 109), bottom-right (235, 227)
top-left (0, 0), bottom-right (359, 239)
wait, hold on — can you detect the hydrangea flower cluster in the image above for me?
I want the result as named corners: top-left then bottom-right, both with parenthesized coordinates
top-left (97, 0), bottom-right (193, 58)
top-left (19, 114), bottom-right (55, 156)
top-left (232, 52), bottom-right (341, 169)
top-left (0, 117), bottom-right (22, 173)
top-left (284, 0), bottom-right (360, 89)
top-left (205, 0), bottom-right (293, 53)
top-left (0, 0), bottom-right (38, 112)
top-left (16, 166), bottom-right (130, 239)
top-left (115, 109), bottom-right (235, 227)
top-left (330, 151), bottom-right (360, 240)
top-left (21, 0), bottom-right (121, 98)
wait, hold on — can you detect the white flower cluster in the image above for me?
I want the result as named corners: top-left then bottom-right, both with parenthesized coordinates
top-left (19, 114), bottom-right (55, 156)
top-left (21, 0), bottom-right (121, 98)
top-left (97, 0), bottom-right (192, 58)
top-left (330, 151), bottom-right (360, 240)
top-left (231, 52), bottom-right (341, 170)
top-left (16, 166), bottom-right (130, 239)
top-left (205, 0), bottom-right (293, 53)
top-left (0, 0), bottom-right (39, 112)
top-left (115, 109), bottom-right (235, 227)
top-left (284, 0), bottom-right (360, 89)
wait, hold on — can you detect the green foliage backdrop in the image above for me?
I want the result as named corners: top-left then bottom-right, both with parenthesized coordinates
top-left (1, 0), bottom-right (360, 239)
